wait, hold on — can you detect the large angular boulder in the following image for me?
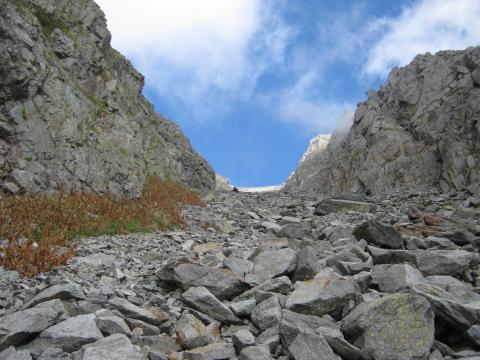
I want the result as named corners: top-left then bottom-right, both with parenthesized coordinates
top-left (181, 286), bottom-right (241, 324)
top-left (251, 248), bottom-right (297, 284)
top-left (157, 262), bottom-right (247, 300)
top-left (288, 333), bottom-right (341, 360)
top-left (413, 249), bottom-right (477, 276)
top-left (232, 329), bottom-right (256, 352)
top-left (341, 293), bottom-right (434, 360)
top-left (0, 300), bottom-right (68, 351)
top-left (293, 245), bottom-right (322, 281)
top-left (410, 281), bottom-right (480, 331)
top-left (353, 220), bottom-right (403, 249)
top-left (23, 283), bottom-right (85, 309)
top-left (175, 313), bottom-right (209, 350)
top-left (251, 297), bottom-right (282, 332)
top-left (285, 273), bottom-right (360, 320)
top-left (314, 199), bottom-right (372, 215)
top-left (108, 298), bottom-right (159, 325)
top-left (39, 314), bottom-right (103, 352)
top-left (78, 334), bottom-right (143, 360)
top-left (239, 345), bottom-right (272, 360)
top-left (0, 347), bottom-right (32, 360)
top-left (368, 246), bottom-right (477, 276)
top-left (371, 263), bottom-right (424, 292)
top-left (280, 310), bottom-right (360, 360)
top-left (235, 276), bottom-right (293, 301)
top-left (96, 316), bottom-right (132, 337)
top-left (182, 343), bottom-right (235, 360)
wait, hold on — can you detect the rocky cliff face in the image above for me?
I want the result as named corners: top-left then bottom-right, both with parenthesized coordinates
top-left (0, 0), bottom-right (215, 196)
top-left (287, 47), bottom-right (480, 195)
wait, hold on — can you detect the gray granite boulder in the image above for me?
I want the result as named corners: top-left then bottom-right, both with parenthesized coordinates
top-left (39, 314), bottom-right (103, 352)
top-left (0, 300), bottom-right (68, 351)
top-left (251, 248), bottom-right (297, 284)
top-left (181, 286), bottom-right (241, 324)
top-left (285, 274), bottom-right (360, 319)
top-left (341, 293), bottom-right (434, 360)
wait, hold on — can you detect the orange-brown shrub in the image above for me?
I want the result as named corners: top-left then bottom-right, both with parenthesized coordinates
top-left (0, 178), bottom-right (203, 277)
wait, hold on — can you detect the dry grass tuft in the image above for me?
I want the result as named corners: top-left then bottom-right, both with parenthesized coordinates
top-left (0, 178), bottom-right (202, 277)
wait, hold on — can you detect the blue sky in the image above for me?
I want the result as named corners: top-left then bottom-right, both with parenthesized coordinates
top-left (95, 0), bottom-right (480, 187)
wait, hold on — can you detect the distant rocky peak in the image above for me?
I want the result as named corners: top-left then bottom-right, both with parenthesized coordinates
top-left (300, 134), bottom-right (331, 163)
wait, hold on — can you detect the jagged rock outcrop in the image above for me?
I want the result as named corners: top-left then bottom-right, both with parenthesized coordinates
top-left (0, 0), bottom-right (215, 196)
top-left (287, 133), bottom-right (331, 189)
top-left (288, 47), bottom-right (480, 195)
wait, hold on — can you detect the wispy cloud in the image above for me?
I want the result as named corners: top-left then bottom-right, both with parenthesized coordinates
top-left (94, 0), bottom-right (480, 135)
top-left (95, 0), bottom-right (294, 122)
top-left (261, 72), bottom-right (355, 135)
top-left (364, 0), bottom-right (480, 76)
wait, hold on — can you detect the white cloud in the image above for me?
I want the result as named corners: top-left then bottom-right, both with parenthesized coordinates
top-left (365, 0), bottom-right (480, 76)
top-left (263, 72), bottom-right (355, 135)
top-left (94, 0), bottom-right (294, 121)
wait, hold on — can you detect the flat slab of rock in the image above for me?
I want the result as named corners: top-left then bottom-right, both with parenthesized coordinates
top-left (96, 315), bottom-right (132, 337)
top-left (131, 334), bottom-right (181, 353)
top-left (108, 298), bottom-right (159, 325)
top-left (236, 276), bottom-right (293, 300)
top-left (410, 281), bottom-right (480, 331)
top-left (0, 346), bottom-right (32, 360)
top-left (79, 334), bottom-right (143, 360)
top-left (288, 333), bottom-right (341, 360)
top-left (368, 246), bottom-right (477, 276)
top-left (157, 262), bottom-right (247, 300)
top-left (353, 220), bottom-right (403, 249)
top-left (182, 342), bottom-right (235, 360)
top-left (285, 275), bottom-right (360, 319)
top-left (239, 345), bottom-right (273, 360)
top-left (280, 309), bottom-right (360, 360)
top-left (0, 300), bottom-right (67, 351)
top-left (251, 248), bottom-right (297, 284)
top-left (181, 286), bottom-right (241, 324)
top-left (315, 199), bottom-right (372, 215)
top-left (341, 293), bottom-right (434, 360)
top-left (39, 314), bottom-right (103, 352)
top-left (371, 263), bottom-right (424, 292)
top-left (23, 283), bottom-right (85, 309)
top-left (414, 249), bottom-right (477, 276)
top-left (223, 256), bottom-right (253, 275)
top-left (74, 254), bottom-right (116, 267)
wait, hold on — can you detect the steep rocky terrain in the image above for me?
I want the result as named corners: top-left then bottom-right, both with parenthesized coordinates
top-left (1, 188), bottom-right (480, 359)
top-left (2, 1), bottom-right (480, 359)
top-left (286, 133), bottom-right (331, 190)
top-left (0, 0), bottom-right (215, 197)
top-left (287, 47), bottom-right (480, 195)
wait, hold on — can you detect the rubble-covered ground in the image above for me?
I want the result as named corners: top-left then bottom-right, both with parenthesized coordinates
top-left (1, 189), bottom-right (480, 360)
